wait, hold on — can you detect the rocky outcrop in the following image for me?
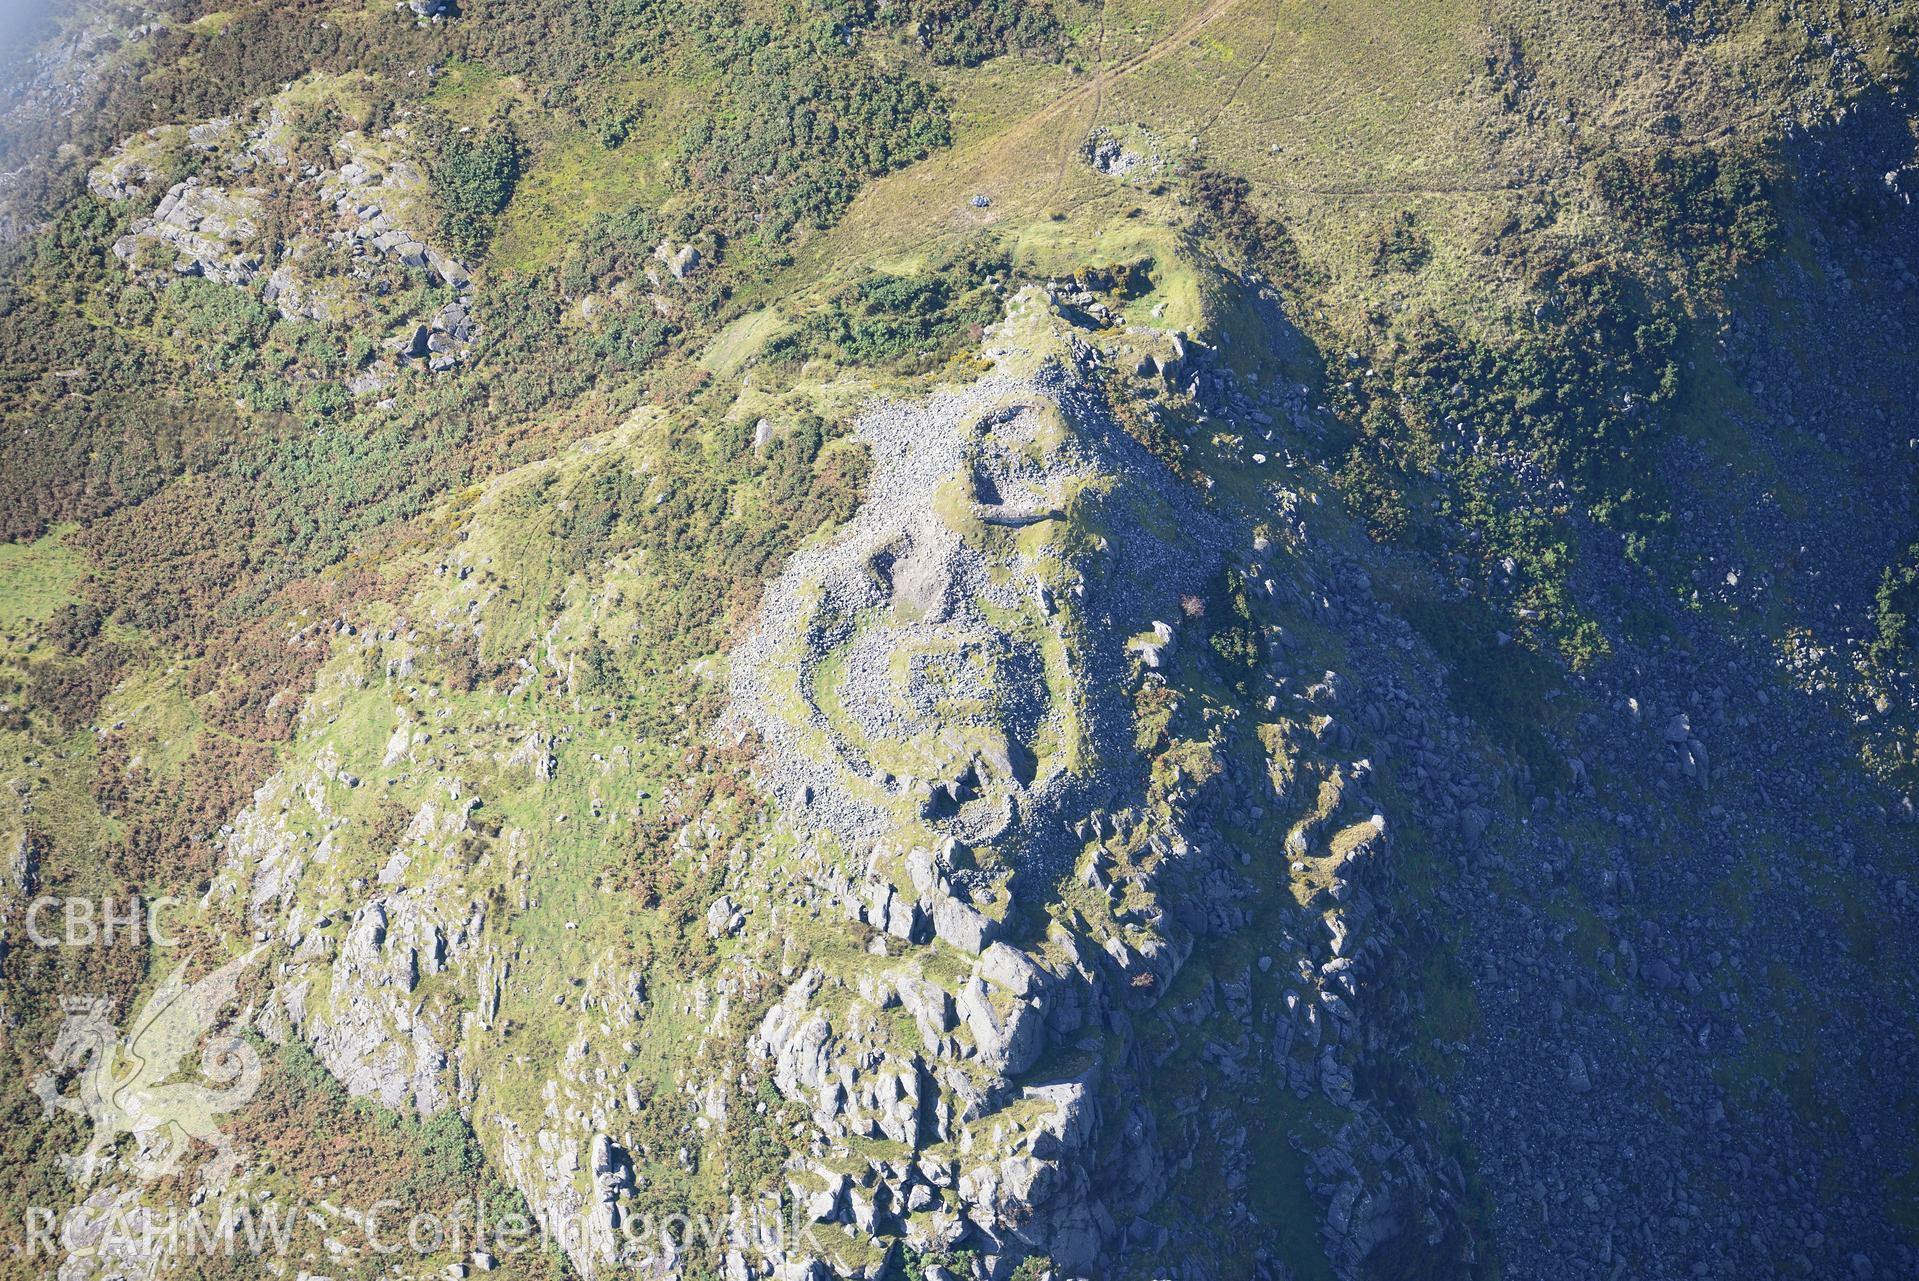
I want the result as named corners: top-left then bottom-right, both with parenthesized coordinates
top-left (200, 293), bottom-right (1466, 1281)
top-left (92, 93), bottom-right (478, 381)
top-left (111, 177), bottom-right (266, 285)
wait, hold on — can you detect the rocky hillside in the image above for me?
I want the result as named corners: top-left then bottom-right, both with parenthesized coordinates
top-left (1, 2), bottom-right (1916, 1280)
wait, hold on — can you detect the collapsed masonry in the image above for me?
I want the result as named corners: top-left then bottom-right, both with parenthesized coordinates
top-left (718, 299), bottom-right (1456, 1279)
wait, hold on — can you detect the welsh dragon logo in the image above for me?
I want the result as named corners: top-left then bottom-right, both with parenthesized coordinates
top-left (32, 946), bottom-right (266, 1184)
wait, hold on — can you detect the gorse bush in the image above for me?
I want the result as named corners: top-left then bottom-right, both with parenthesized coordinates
top-left (678, 21), bottom-right (951, 246)
top-left (1590, 143), bottom-right (1782, 285)
top-left (1187, 164), bottom-right (1308, 287)
top-left (768, 241), bottom-right (1009, 372)
top-left (827, 0), bottom-right (1065, 66)
top-left (1397, 262), bottom-right (1681, 487)
top-left (1208, 570), bottom-right (1261, 682)
top-left (1369, 209), bottom-right (1432, 274)
top-left (457, 0), bottom-right (667, 88)
top-left (432, 126), bottom-right (522, 258)
top-left (1863, 542), bottom-right (1919, 791)
top-left (1869, 543), bottom-right (1919, 676)
top-left (169, 278), bottom-right (279, 374)
top-left (1326, 260), bottom-right (1681, 666)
